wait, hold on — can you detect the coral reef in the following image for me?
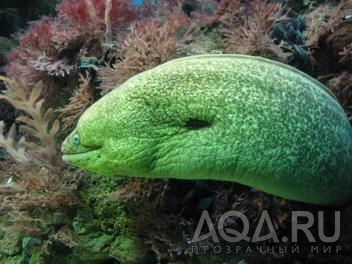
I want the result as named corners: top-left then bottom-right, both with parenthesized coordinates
top-left (0, 0), bottom-right (352, 263)
top-left (58, 73), bottom-right (93, 129)
top-left (98, 10), bottom-right (191, 94)
top-left (0, 78), bottom-right (79, 235)
top-left (304, 1), bottom-right (352, 118)
top-left (220, 0), bottom-right (289, 60)
top-left (328, 71), bottom-right (352, 119)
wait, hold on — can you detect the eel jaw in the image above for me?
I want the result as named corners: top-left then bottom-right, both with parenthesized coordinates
top-left (61, 145), bottom-right (103, 165)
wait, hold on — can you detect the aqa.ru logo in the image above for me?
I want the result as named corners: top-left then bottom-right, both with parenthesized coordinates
top-left (192, 210), bottom-right (340, 243)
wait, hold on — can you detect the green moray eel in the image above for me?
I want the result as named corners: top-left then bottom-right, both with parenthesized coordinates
top-left (61, 54), bottom-right (352, 205)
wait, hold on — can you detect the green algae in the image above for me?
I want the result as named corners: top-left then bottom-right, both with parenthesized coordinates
top-left (110, 235), bottom-right (146, 264)
top-left (0, 232), bottom-right (22, 257)
top-left (77, 173), bottom-right (131, 235)
top-left (70, 172), bottom-right (148, 263)
top-left (0, 172), bottom-right (149, 264)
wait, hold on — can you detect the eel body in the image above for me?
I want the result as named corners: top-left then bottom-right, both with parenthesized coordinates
top-left (62, 54), bottom-right (352, 205)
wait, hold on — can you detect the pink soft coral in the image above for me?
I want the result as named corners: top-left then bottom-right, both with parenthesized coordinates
top-left (6, 18), bottom-right (55, 86)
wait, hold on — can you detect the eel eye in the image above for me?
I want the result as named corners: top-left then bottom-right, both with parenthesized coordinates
top-left (72, 134), bottom-right (80, 145)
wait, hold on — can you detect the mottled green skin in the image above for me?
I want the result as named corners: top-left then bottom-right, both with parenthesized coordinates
top-left (62, 54), bottom-right (352, 205)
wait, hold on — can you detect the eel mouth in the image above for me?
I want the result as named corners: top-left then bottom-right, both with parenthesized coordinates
top-left (61, 145), bottom-right (102, 164)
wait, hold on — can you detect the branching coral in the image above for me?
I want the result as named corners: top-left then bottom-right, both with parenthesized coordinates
top-left (57, 0), bottom-right (138, 53)
top-left (305, 2), bottom-right (347, 50)
top-left (30, 55), bottom-right (75, 78)
top-left (220, 0), bottom-right (289, 60)
top-left (0, 122), bottom-right (28, 164)
top-left (0, 166), bottom-right (81, 236)
top-left (0, 77), bottom-right (80, 240)
top-left (98, 11), bottom-right (191, 94)
top-left (328, 20), bottom-right (352, 64)
top-left (328, 72), bottom-right (352, 119)
top-left (0, 77), bottom-right (61, 167)
top-left (208, 0), bottom-right (241, 26)
top-left (304, 1), bottom-right (352, 75)
top-left (339, 43), bottom-right (352, 64)
top-left (59, 73), bottom-right (94, 129)
top-left (115, 179), bottom-right (301, 261)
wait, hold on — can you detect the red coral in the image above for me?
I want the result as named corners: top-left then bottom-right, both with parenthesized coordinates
top-left (19, 17), bottom-right (54, 51)
top-left (58, 0), bottom-right (137, 29)
top-left (6, 0), bottom-right (139, 87)
top-left (110, 0), bottom-right (138, 28)
top-left (58, 0), bottom-right (93, 24)
top-left (6, 17), bottom-right (55, 85)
